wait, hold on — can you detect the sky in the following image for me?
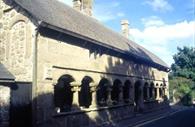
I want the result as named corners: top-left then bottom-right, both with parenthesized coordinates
top-left (58, 0), bottom-right (195, 66)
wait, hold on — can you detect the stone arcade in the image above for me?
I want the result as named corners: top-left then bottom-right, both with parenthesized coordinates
top-left (0, 0), bottom-right (170, 127)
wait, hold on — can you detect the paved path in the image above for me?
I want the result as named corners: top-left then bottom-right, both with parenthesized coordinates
top-left (137, 108), bottom-right (195, 127)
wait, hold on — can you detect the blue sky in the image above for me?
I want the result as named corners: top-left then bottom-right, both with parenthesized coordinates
top-left (59, 0), bottom-right (195, 66)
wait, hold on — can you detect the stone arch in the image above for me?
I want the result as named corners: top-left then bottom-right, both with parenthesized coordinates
top-left (9, 15), bottom-right (28, 30)
top-left (123, 80), bottom-right (131, 103)
top-left (9, 20), bottom-right (26, 71)
top-left (149, 82), bottom-right (155, 99)
top-left (134, 81), bottom-right (142, 106)
top-left (159, 83), bottom-right (163, 98)
top-left (143, 82), bottom-right (149, 101)
top-left (54, 74), bottom-right (75, 112)
top-left (111, 79), bottom-right (122, 104)
top-left (96, 78), bottom-right (111, 106)
top-left (79, 76), bottom-right (93, 108)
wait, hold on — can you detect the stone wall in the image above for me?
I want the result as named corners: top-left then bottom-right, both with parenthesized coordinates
top-left (0, 0), bottom-right (34, 82)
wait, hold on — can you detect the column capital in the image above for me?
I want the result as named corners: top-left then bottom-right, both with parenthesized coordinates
top-left (90, 86), bottom-right (97, 92)
top-left (70, 83), bottom-right (81, 92)
top-left (89, 83), bottom-right (98, 87)
top-left (70, 82), bottom-right (80, 87)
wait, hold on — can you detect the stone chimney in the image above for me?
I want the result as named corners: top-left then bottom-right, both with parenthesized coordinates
top-left (73, 0), bottom-right (81, 11)
top-left (121, 20), bottom-right (129, 38)
top-left (73, 0), bottom-right (93, 16)
top-left (82, 0), bottom-right (93, 16)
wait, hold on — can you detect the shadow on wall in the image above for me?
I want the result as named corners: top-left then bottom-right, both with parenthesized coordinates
top-left (33, 92), bottom-right (97, 127)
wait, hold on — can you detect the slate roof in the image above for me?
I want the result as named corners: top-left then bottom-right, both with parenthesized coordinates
top-left (0, 63), bottom-right (15, 82)
top-left (13, 0), bottom-right (169, 70)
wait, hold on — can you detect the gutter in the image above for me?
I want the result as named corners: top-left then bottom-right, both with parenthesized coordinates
top-left (32, 21), bottom-right (42, 127)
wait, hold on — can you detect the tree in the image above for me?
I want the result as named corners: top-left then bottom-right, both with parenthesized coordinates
top-left (169, 46), bottom-right (195, 106)
top-left (171, 46), bottom-right (195, 81)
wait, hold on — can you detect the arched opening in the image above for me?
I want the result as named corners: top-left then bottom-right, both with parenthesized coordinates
top-left (144, 82), bottom-right (149, 101)
top-left (111, 79), bottom-right (122, 104)
top-left (54, 74), bottom-right (74, 112)
top-left (97, 78), bottom-right (110, 106)
top-left (123, 80), bottom-right (131, 103)
top-left (149, 83), bottom-right (154, 99)
top-left (155, 83), bottom-right (159, 99)
top-left (134, 81), bottom-right (142, 112)
top-left (79, 76), bottom-right (93, 108)
top-left (159, 84), bottom-right (163, 98)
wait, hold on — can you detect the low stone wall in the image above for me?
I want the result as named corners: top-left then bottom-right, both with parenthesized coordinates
top-left (38, 104), bottom-right (135, 127)
top-left (144, 100), bottom-right (170, 113)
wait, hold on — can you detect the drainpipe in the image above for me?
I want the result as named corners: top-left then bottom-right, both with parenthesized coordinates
top-left (32, 21), bottom-right (42, 127)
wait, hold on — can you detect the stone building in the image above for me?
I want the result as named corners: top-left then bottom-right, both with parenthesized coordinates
top-left (0, 0), bottom-right (170, 127)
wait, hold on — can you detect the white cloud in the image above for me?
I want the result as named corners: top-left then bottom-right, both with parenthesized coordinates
top-left (142, 16), bottom-right (165, 27)
top-left (130, 19), bottom-right (195, 66)
top-left (144, 0), bottom-right (173, 12)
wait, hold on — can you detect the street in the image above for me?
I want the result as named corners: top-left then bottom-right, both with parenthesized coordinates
top-left (139, 108), bottom-right (195, 127)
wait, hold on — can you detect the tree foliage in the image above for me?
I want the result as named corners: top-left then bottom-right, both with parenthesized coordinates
top-left (169, 46), bottom-right (195, 106)
top-left (171, 46), bottom-right (195, 81)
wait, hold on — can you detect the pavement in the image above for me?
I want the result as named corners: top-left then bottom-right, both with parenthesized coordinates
top-left (136, 107), bottom-right (195, 127)
top-left (112, 105), bottom-right (190, 127)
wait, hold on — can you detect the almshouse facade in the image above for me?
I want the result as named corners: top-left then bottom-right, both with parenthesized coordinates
top-left (0, 0), bottom-right (170, 127)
